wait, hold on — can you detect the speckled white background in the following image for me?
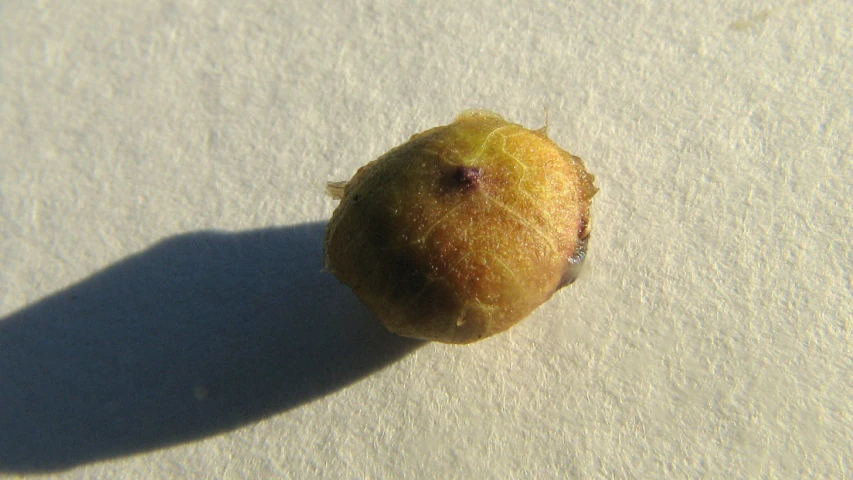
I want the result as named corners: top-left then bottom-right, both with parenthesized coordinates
top-left (1, 0), bottom-right (851, 478)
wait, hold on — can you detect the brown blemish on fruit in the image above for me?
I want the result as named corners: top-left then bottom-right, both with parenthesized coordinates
top-left (454, 166), bottom-right (481, 188)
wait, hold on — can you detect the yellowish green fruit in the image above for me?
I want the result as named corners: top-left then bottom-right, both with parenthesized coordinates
top-left (325, 110), bottom-right (597, 344)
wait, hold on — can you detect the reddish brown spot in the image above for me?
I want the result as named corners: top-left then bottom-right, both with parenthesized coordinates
top-left (453, 166), bottom-right (481, 188)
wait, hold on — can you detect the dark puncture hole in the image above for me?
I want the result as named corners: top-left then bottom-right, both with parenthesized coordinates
top-left (453, 166), bottom-right (482, 188)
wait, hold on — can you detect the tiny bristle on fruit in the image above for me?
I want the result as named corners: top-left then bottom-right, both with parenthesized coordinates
top-left (324, 110), bottom-right (596, 344)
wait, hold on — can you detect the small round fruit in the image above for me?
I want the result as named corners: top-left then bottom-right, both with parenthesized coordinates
top-left (324, 110), bottom-right (597, 344)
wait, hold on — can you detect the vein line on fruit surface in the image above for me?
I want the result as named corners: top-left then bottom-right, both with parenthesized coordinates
top-left (488, 133), bottom-right (553, 253)
top-left (467, 125), bottom-right (514, 166)
top-left (476, 127), bottom-right (537, 205)
top-left (401, 254), bottom-right (505, 313)
top-left (402, 220), bottom-right (474, 309)
top-left (479, 191), bottom-right (559, 258)
top-left (499, 141), bottom-right (533, 194)
top-left (416, 202), bottom-right (466, 244)
top-left (443, 248), bottom-right (521, 293)
top-left (481, 250), bottom-right (522, 286)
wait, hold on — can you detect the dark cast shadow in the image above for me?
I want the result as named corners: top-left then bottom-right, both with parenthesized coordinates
top-left (0, 221), bottom-right (425, 473)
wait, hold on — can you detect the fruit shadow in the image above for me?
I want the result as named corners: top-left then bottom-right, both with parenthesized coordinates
top-left (0, 221), bottom-right (425, 473)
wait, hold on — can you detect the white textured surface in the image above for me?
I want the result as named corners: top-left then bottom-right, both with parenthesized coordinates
top-left (1, 0), bottom-right (851, 478)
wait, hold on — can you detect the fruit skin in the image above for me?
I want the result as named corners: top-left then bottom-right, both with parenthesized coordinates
top-left (324, 110), bottom-right (597, 344)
